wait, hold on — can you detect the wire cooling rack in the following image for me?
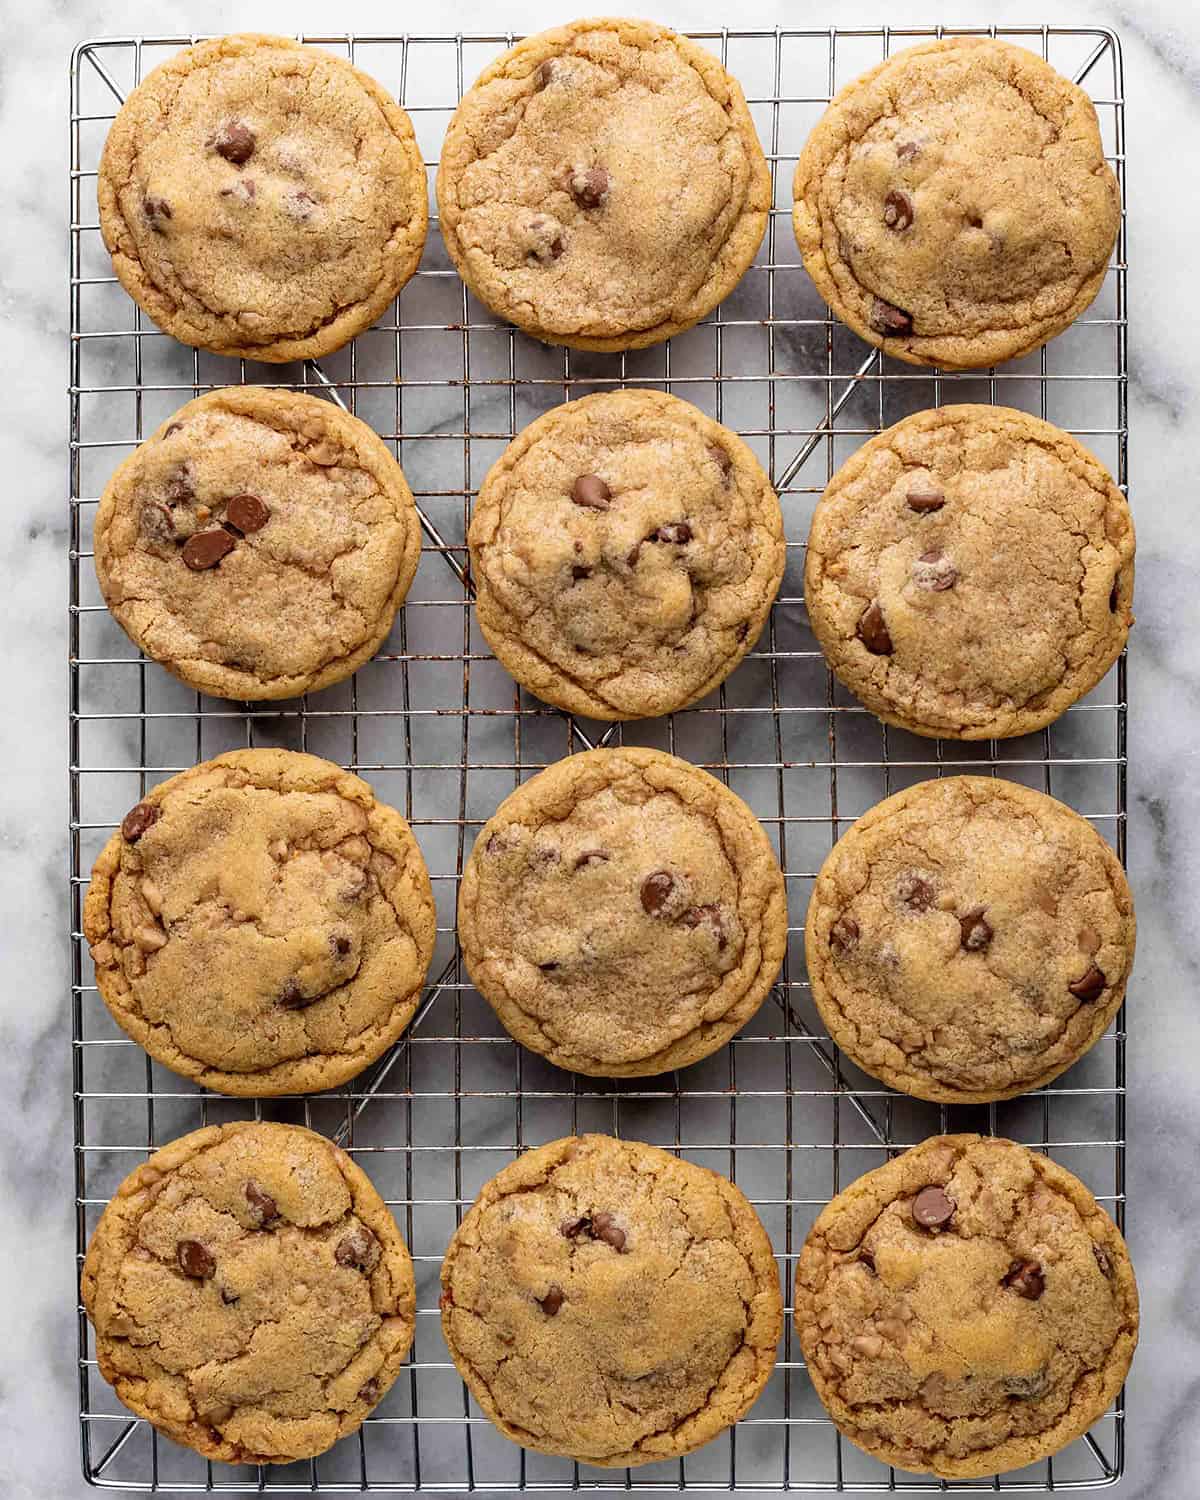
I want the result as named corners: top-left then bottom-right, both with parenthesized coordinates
top-left (68, 23), bottom-right (1129, 1495)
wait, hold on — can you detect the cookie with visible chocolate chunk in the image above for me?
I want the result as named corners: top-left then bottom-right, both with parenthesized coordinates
top-left (793, 38), bottom-right (1121, 368)
top-left (440, 1134), bottom-right (782, 1465)
top-left (803, 405), bottom-right (1134, 740)
top-left (94, 387), bottom-right (421, 700)
top-left (82, 1121), bottom-right (416, 1464)
top-left (469, 390), bottom-right (784, 720)
top-left (458, 748), bottom-right (787, 1076)
top-left (805, 776), bottom-right (1135, 1103)
top-left (97, 33), bottom-right (427, 361)
top-left (436, 18), bottom-right (770, 349)
top-left (84, 749), bottom-right (435, 1096)
top-left (795, 1134), bottom-right (1138, 1478)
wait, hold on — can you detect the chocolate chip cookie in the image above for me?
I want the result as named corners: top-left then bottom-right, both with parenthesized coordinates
top-left (458, 748), bottom-right (787, 1077)
top-left (84, 750), bottom-right (435, 1096)
top-left (94, 387), bottom-right (422, 701)
top-left (98, 33), bottom-right (428, 361)
top-left (795, 1134), bottom-right (1138, 1478)
top-left (469, 390), bottom-right (784, 719)
top-left (804, 405), bottom-right (1134, 739)
top-left (436, 19), bottom-right (771, 349)
top-left (805, 776), bottom-right (1135, 1103)
top-left (793, 38), bottom-right (1121, 368)
top-left (82, 1121), bottom-right (416, 1464)
top-left (441, 1134), bottom-right (782, 1465)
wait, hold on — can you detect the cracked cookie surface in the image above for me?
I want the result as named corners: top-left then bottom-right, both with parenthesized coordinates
top-left (469, 390), bottom-right (784, 720)
top-left (98, 33), bottom-right (428, 361)
top-left (441, 1134), bottom-right (782, 1465)
top-left (792, 38), bottom-right (1121, 368)
top-left (805, 777), bottom-right (1135, 1104)
top-left (94, 388), bottom-right (422, 701)
top-left (84, 749), bottom-right (435, 1096)
top-left (803, 405), bottom-right (1134, 740)
top-left (458, 748), bottom-right (787, 1076)
top-left (82, 1121), bottom-right (416, 1464)
top-left (795, 1134), bottom-right (1138, 1478)
top-left (436, 18), bottom-right (770, 350)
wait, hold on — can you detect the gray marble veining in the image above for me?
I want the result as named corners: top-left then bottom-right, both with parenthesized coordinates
top-left (4, 0), bottom-right (1199, 1496)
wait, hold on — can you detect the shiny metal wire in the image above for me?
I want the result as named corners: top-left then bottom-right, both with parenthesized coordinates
top-left (69, 24), bottom-right (1129, 1492)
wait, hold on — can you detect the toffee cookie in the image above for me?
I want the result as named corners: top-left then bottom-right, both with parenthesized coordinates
top-left (441, 1134), bottom-right (782, 1465)
top-left (98, 33), bottom-right (428, 361)
top-left (436, 18), bottom-right (771, 349)
top-left (805, 776), bottom-right (1135, 1103)
top-left (84, 750), bottom-right (435, 1096)
top-left (458, 748), bottom-right (787, 1076)
top-left (793, 38), bottom-right (1121, 368)
top-left (82, 1121), bottom-right (416, 1464)
top-left (803, 405), bottom-right (1134, 740)
top-left (795, 1134), bottom-right (1138, 1478)
top-left (94, 388), bottom-right (422, 701)
top-left (469, 390), bottom-right (784, 720)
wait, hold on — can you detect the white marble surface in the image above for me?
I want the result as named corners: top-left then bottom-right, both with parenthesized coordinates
top-left (4, 0), bottom-right (1200, 1495)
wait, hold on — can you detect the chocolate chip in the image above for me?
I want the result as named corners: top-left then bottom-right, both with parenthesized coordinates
top-left (571, 166), bottom-right (609, 209)
top-left (869, 298), bottom-right (913, 336)
top-left (358, 1379), bottom-right (380, 1403)
top-left (655, 522), bottom-right (692, 544)
top-left (830, 914), bottom-right (859, 951)
top-left (883, 190), bottom-right (914, 231)
top-left (177, 1239), bottom-right (215, 1279)
top-left (1068, 965), bottom-right (1106, 1002)
top-left (641, 871), bottom-right (676, 914)
top-left (121, 801), bottom-right (160, 843)
top-left (335, 1224), bottom-right (381, 1272)
top-left (1109, 579), bottom-right (1119, 612)
top-left (1093, 1243), bottom-right (1112, 1276)
top-left (708, 443), bottom-right (733, 480)
top-left (139, 500), bottom-right (178, 547)
top-left (534, 60), bottom-right (554, 90)
top-left (626, 542), bottom-right (642, 567)
top-left (225, 494), bottom-right (270, 534)
top-left (896, 140), bottom-right (921, 161)
top-left (681, 904), bottom-right (727, 950)
top-left (538, 1285), bottom-right (565, 1316)
top-left (279, 978), bottom-right (312, 1010)
top-left (332, 933), bottom-right (353, 958)
top-left (571, 564), bottom-right (591, 580)
top-left (538, 961), bottom-right (560, 971)
top-left (856, 601), bottom-right (893, 655)
top-left (911, 1185), bottom-right (955, 1230)
top-left (906, 486), bottom-right (945, 513)
top-left (574, 849), bottom-right (609, 870)
top-left (143, 195), bottom-right (172, 228)
top-left (244, 1179), bottom-right (278, 1225)
top-left (165, 466), bottom-right (194, 505)
top-left (220, 1286), bottom-right (239, 1305)
top-left (572, 474), bottom-right (611, 509)
top-left (214, 120), bottom-right (255, 165)
top-left (1002, 1259), bottom-right (1045, 1300)
top-left (959, 908), bottom-right (993, 951)
top-left (560, 1216), bottom-right (590, 1239)
top-left (897, 873), bottom-right (934, 911)
top-left (181, 529), bottom-right (236, 571)
top-left (912, 550), bottom-right (957, 591)
top-left (590, 1211), bottom-right (626, 1252)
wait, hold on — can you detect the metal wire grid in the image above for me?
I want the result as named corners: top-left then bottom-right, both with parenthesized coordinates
top-left (68, 23), bottom-right (1129, 1495)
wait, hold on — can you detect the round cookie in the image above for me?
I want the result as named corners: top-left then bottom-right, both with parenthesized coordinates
top-left (805, 776), bottom-right (1135, 1104)
top-left (803, 405), bottom-right (1134, 740)
top-left (458, 748), bottom-right (787, 1077)
top-left (469, 390), bottom-right (785, 720)
top-left (795, 1134), bottom-right (1138, 1479)
top-left (793, 38), bottom-right (1121, 368)
top-left (82, 1121), bottom-right (416, 1465)
top-left (94, 387), bottom-right (422, 701)
top-left (97, 33), bottom-right (428, 362)
top-left (84, 749), bottom-right (435, 1096)
top-left (436, 19), bottom-right (770, 350)
top-left (440, 1134), bottom-right (782, 1465)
